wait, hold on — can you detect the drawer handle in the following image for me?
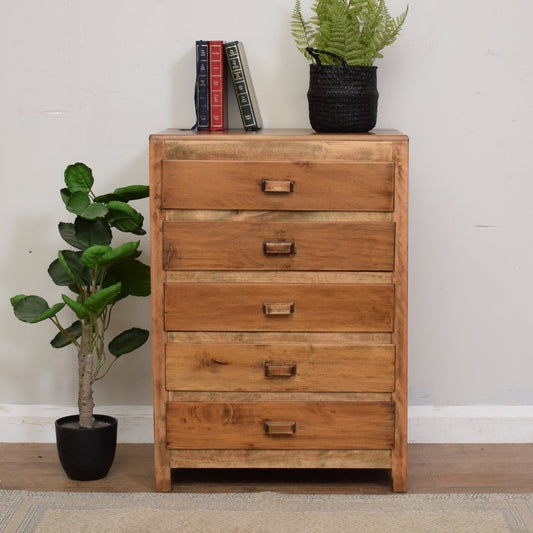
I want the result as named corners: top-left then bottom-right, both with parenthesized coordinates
top-left (263, 302), bottom-right (294, 316)
top-left (265, 362), bottom-right (297, 378)
top-left (264, 420), bottom-right (297, 436)
top-left (263, 241), bottom-right (296, 255)
top-left (261, 178), bottom-right (294, 193)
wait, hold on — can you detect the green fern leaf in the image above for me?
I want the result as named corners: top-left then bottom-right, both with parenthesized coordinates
top-left (291, 0), bottom-right (408, 66)
top-left (291, 0), bottom-right (316, 60)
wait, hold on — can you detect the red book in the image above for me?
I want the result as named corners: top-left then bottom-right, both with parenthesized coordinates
top-left (209, 41), bottom-right (226, 131)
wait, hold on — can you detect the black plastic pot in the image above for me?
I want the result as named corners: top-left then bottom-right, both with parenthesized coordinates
top-left (55, 414), bottom-right (117, 481)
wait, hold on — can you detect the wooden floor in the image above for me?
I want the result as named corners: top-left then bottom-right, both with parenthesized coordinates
top-left (1, 443), bottom-right (532, 494)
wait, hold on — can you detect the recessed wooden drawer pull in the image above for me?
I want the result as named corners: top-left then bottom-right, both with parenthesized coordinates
top-left (263, 240), bottom-right (296, 255)
top-left (262, 302), bottom-right (295, 316)
top-left (261, 178), bottom-right (294, 193)
top-left (264, 362), bottom-right (297, 377)
top-left (264, 420), bottom-right (297, 436)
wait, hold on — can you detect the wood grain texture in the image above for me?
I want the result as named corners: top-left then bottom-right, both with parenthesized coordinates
top-left (149, 138), bottom-right (171, 492)
top-left (166, 401), bottom-right (395, 450)
top-left (166, 210), bottom-right (392, 222)
top-left (391, 139), bottom-right (409, 492)
top-left (166, 343), bottom-right (395, 392)
top-left (167, 332), bottom-right (393, 345)
top-left (150, 128), bottom-right (406, 141)
top-left (150, 130), bottom-right (408, 492)
top-left (163, 221), bottom-right (395, 271)
top-left (169, 392), bottom-right (392, 402)
top-left (6, 443), bottom-right (533, 494)
top-left (164, 283), bottom-right (395, 332)
top-left (161, 160), bottom-right (393, 211)
top-left (166, 271), bottom-right (393, 284)
top-left (163, 139), bottom-right (395, 163)
top-left (169, 449), bottom-right (392, 469)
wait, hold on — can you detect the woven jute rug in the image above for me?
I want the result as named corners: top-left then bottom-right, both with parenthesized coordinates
top-left (1, 491), bottom-right (533, 532)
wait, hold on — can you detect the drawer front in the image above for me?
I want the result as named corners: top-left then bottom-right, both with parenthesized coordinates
top-left (164, 283), bottom-right (394, 332)
top-left (161, 160), bottom-right (394, 211)
top-left (163, 221), bottom-right (395, 271)
top-left (166, 401), bottom-right (395, 450)
top-left (166, 343), bottom-right (395, 392)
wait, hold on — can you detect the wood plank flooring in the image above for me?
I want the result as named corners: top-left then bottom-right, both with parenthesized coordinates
top-left (1, 443), bottom-right (532, 494)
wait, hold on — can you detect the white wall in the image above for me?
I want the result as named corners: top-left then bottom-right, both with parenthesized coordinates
top-left (2, 0), bottom-right (533, 441)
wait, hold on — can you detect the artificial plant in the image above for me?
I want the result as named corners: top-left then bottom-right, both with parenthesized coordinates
top-left (291, 0), bottom-right (408, 66)
top-left (10, 163), bottom-right (150, 429)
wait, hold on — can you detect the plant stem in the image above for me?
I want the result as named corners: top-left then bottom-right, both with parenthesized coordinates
top-left (78, 322), bottom-right (94, 428)
top-left (50, 316), bottom-right (80, 349)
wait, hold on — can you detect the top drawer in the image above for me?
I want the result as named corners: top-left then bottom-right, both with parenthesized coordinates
top-left (161, 160), bottom-right (394, 211)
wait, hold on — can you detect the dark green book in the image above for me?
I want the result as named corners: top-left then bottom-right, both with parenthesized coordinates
top-left (223, 41), bottom-right (262, 131)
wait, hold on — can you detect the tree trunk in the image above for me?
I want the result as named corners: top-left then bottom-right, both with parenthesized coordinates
top-left (78, 327), bottom-right (95, 429)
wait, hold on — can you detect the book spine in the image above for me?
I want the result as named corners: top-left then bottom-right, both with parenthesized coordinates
top-left (223, 41), bottom-right (262, 131)
top-left (208, 41), bottom-right (226, 131)
top-left (195, 41), bottom-right (210, 130)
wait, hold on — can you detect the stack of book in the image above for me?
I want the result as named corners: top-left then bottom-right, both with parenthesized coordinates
top-left (195, 40), bottom-right (263, 131)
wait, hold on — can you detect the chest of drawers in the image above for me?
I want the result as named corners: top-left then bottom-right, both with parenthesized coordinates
top-left (149, 129), bottom-right (408, 492)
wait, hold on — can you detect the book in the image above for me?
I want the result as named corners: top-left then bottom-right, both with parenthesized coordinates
top-left (223, 41), bottom-right (263, 131)
top-left (208, 41), bottom-right (227, 131)
top-left (194, 41), bottom-right (210, 130)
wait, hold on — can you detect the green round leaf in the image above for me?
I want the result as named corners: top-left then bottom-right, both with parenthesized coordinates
top-left (106, 201), bottom-right (144, 233)
top-left (10, 294), bottom-right (28, 308)
top-left (112, 185), bottom-right (149, 202)
top-left (81, 245), bottom-right (112, 269)
top-left (60, 187), bottom-right (72, 207)
top-left (68, 283), bottom-right (80, 295)
top-left (13, 295), bottom-right (49, 323)
top-left (81, 202), bottom-right (108, 220)
top-left (50, 320), bottom-right (82, 348)
top-left (61, 294), bottom-right (89, 319)
top-left (108, 327), bottom-right (149, 357)
top-left (48, 258), bottom-right (75, 286)
top-left (109, 259), bottom-right (151, 297)
top-left (100, 241), bottom-right (140, 265)
top-left (66, 191), bottom-right (90, 216)
top-left (58, 250), bottom-right (92, 286)
top-left (75, 217), bottom-right (112, 248)
top-left (93, 193), bottom-right (120, 203)
top-left (32, 302), bottom-right (66, 323)
top-left (64, 162), bottom-right (94, 192)
top-left (83, 282), bottom-right (122, 314)
top-left (58, 222), bottom-right (84, 250)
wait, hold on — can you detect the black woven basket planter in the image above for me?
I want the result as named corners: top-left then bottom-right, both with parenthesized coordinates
top-left (306, 48), bottom-right (378, 133)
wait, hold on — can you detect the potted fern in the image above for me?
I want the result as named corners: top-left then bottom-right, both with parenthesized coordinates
top-left (291, 0), bottom-right (408, 132)
top-left (10, 162), bottom-right (150, 481)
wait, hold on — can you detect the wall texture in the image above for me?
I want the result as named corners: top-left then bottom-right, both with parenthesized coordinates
top-left (2, 0), bottom-right (533, 441)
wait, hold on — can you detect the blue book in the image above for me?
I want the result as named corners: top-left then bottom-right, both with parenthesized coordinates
top-left (195, 41), bottom-right (210, 130)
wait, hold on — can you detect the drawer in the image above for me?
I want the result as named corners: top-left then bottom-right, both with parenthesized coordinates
top-left (166, 401), bottom-right (395, 450)
top-left (166, 343), bottom-right (395, 392)
top-left (164, 283), bottom-right (394, 332)
top-left (161, 160), bottom-right (394, 211)
top-left (163, 221), bottom-right (395, 271)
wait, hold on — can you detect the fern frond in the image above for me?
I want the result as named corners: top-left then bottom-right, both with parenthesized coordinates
top-left (313, 0), bottom-right (350, 63)
top-left (371, 1), bottom-right (408, 59)
top-left (291, 0), bottom-right (316, 59)
top-left (291, 0), bottom-right (408, 66)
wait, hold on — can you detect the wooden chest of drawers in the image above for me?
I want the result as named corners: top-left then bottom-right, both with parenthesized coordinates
top-left (149, 129), bottom-right (408, 492)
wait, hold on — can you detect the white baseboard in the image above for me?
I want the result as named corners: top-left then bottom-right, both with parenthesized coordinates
top-left (408, 405), bottom-right (533, 443)
top-left (0, 404), bottom-right (153, 443)
top-left (2, 404), bottom-right (533, 443)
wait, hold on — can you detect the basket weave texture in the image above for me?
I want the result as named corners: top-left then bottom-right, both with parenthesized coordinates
top-left (307, 51), bottom-right (379, 133)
